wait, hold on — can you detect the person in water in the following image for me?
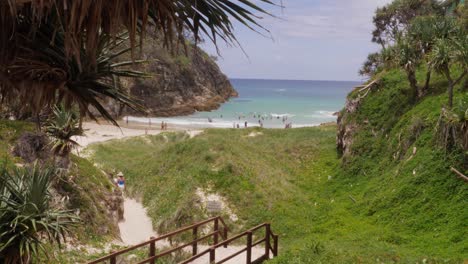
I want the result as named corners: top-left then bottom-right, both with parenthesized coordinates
top-left (116, 172), bottom-right (125, 190)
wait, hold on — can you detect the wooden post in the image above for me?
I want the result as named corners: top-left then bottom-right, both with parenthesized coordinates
top-left (213, 218), bottom-right (219, 245)
top-left (273, 235), bottom-right (279, 257)
top-left (265, 224), bottom-right (271, 259)
top-left (209, 246), bottom-right (216, 264)
top-left (223, 227), bottom-right (228, 248)
top-left (149, 237), bottom-right (156, 264)
top-left (110, 254), bottom-right (116, 264)
top-left (246, 231), bottom-right (253, 264)
top-left (192, 226), bottom-right (198, 256)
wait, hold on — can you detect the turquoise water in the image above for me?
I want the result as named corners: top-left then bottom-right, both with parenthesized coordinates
top-left (127, 79), bottom-right (359, 128)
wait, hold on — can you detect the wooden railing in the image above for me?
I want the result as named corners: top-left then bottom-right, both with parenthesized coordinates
top-left (88, 216), bottom-right (278, 264)
top-left (88, 216), bottom-right (228, 264)
top-left (180, 222), bottom-right (279, 264)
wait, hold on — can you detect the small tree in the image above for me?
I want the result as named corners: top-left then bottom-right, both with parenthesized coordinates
top-left (388, 36), bottom-right (423, 101)
top-left (0, 164), bottom-right (77, 264)
top-left (372, 0), bottom-right (443, 48)
top-left (409, 16), bottom-right (461, 94)
top-left (45, 106), bottom-right (83, 168)
top-left (430, 36), bottom-right (467, 108)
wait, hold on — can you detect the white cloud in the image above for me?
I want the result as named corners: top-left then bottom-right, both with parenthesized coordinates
top-left (265, 0), bottom-right (393, 40)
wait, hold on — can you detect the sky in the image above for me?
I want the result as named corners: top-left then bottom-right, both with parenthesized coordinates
top-left (201, 0), bottom-right (393, 82)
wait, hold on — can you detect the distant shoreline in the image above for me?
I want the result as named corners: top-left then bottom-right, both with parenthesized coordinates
top-left (122, 115), bottom-right (332, 129)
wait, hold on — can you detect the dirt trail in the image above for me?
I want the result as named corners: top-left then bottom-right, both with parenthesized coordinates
top-left (119, 198), bottom-right (159, 245)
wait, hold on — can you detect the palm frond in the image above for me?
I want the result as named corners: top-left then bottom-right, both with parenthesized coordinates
top-left (0, 0), bottom-right (277, 125)
top-left (0, 163), bottom-right (78, 263)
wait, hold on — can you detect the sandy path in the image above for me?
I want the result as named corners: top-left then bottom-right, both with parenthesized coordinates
top-left (118, 198), bottom-right (159, 245)
top-left (79, 122), bottom-right (265, 263)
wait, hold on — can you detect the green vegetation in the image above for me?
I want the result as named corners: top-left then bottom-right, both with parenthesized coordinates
top-left (45, 106), bottom-right (84, 167)
top-left (0, 119), bottom-right (120, 263)
top-left (0, 1), bottom-right (466, 263)
top-left (0, 120), bottom-right (33, 167)
top-left (90, 67), bottom-right (467, 263)
top-left (0, 164), bottom-right (77, 263)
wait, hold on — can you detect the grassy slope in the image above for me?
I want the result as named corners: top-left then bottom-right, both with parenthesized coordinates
top-left (0, 119), bottom-right (120, 263)
top-left (88, 127), bottom-right (466, 263)
top-left (89, 68), bottom-right (467, 263)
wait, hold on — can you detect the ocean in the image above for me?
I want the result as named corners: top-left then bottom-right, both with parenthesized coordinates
top-left (126, 79), bottom-right (359, 128)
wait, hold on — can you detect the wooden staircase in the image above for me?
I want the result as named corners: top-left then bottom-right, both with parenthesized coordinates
top-left (89, 216), bottom-right (279, 264)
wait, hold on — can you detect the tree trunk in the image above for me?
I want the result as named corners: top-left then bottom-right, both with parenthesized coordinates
top-left (443, 68), bottom-right (454, 109)
top-left (422, 69), bottom-right (431, 97)
top-left (35, 113), bottom-right (41, 131)
top-left (407, 69), bottom-right (418, 102)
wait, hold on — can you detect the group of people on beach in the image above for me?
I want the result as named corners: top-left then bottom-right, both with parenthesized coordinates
top-left (131, 112), bottom-right (294, 130)
top-left (224, 113), bottom-right (292, 129)
top-left (160, 121), bottom-right (168, 130)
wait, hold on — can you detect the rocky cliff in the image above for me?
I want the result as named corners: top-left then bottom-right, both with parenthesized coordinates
top-left (121, 39), bottom-right (237, 117)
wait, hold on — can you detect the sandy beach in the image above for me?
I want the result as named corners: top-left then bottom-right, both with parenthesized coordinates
top-left (73, 120), bottom-right (203, 148)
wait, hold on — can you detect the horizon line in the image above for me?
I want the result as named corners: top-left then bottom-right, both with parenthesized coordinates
top-left (229, 77), bottom-right (363, 83)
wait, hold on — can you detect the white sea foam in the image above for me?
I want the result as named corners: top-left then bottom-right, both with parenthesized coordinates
top-left (305, 110), bottom-right (336, 119)
top-left (125, 116), bottom-right (260, 128)
top-left (275, 89), bottom-right (286, 92)
top-left (270, 113), bottom-right (295, 118)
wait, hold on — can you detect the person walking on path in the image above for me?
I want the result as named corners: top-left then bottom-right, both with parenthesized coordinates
top-left (115, 172), bottom-right (126, 190)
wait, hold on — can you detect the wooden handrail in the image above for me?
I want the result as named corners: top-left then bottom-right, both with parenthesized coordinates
top-left (89, 216), bottom-right (279, 264)
top-left (181, 222), bottom-right (279, 264)
top-left (135, 231), bottom-right (220, 264)
top-left (88, 216), bottom-right (226, 264)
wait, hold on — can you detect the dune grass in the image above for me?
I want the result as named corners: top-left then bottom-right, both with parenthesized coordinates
top-left (89, 121), bottom-right (466, 263)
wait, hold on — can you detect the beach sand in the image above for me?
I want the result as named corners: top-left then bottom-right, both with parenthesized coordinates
top-left (73, 120), bottom-right (203, 148)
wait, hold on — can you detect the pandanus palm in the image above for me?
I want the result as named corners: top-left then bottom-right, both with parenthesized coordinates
top-left (390, 36), bottom-right (423, 101)
top-left (0, 164), bottom-right (77, 264)
top-left (0, 0), bottom-right (276, 125)
top-left (430, 36), bottom-right (467, 108)
top-left (409, 16), bottom-right (462, 95)
top-left (45, 106), bottom-right (83, 160)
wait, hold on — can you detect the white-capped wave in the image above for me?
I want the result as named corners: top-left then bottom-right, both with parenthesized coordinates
top-left (305, 110), bottom-right (336, 119)
top-left (270, 113), bottom-right (295, 118)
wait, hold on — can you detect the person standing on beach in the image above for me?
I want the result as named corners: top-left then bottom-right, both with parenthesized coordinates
top-left (161, 121), bottom-right (164, 130)
top-left (244, 121), bottom-right (248, 128)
